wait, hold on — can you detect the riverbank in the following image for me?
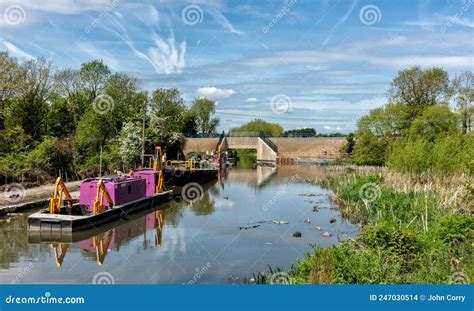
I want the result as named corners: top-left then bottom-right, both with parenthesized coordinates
top-left (262, 172), bottom-right (473, 284)
top-left (0, 181), bottom-right (81, 214)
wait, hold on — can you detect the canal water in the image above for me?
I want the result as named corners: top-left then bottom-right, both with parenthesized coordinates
top-left (0, 166), bottom-right (359, 284)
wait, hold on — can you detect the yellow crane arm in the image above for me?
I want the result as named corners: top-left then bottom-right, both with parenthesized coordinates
top-left (92, 180), bottom-right (114, 215)
top-left (49, 177), bottom-right (73, 214)
top-left (153, 146), bottom-right (163, 171)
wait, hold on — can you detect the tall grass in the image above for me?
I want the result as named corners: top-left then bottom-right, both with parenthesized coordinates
top-left (288, 173), bottom-right (473, 284)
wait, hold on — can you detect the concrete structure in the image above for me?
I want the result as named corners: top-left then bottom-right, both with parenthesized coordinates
top-left (183, 137), bottom-right (346, 164)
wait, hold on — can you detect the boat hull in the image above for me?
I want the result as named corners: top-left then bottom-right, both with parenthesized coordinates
top-left (28, 190), bottom-right (172, 233)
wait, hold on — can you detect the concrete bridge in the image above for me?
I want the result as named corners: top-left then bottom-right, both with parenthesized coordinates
top-left (184, 137), bottom-right (346, 164)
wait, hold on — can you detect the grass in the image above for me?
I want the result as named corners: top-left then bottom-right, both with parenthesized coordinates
top-left (256, 172), bottom-right (473, 284)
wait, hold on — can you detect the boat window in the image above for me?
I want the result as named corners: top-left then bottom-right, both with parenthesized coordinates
top-left (128, 185), bottom-right (132, 194)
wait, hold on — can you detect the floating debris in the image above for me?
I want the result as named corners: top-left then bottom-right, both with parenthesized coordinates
top-left (299, 193), bottom-right (317, 197)
top-left (265, 242), bottom-right (272, 245)
top-left (223, 196), bottom-right (229, 200)
top-left (329, 218), bottom-right (337, 224)
top-left (312, 206), bottom-right (320, 212)
top-left (301, 218), bottom-right (312, 224)
top-left (309, 226), bottom-right (321, 230)
top-left (239, 225), bottom-right (261, 230)
top-left (322, 231), bottom-right (332, 237)
top-left (271, 220), bottom-right (289, 225)
top-left (293, 231), bottom-right (302, 238)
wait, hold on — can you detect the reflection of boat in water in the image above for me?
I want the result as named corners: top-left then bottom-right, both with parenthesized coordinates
top-left (30, 206), bottom-right (167, 267)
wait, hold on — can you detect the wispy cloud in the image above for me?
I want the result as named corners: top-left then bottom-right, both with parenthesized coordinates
top-left (0, 37), bottom-right (34, 59)
top-left (106, 10), bottom-right (186, 74)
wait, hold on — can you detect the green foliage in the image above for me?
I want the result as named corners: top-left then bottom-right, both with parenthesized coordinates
top-left (230, 118), bottom-right (283, 137)
top-left (283, 127), bottom-right (316, 137)
top-left (390, 66), bottom-right (450, 107)
top-left (26, 137), bottom-right (73, 177)
top-left (191, 97), bottom-right (219, 135)
top-left (289, 175), bottom-right (473, 284)
top-left (118, 122), bottom-right (142, 165)
top-left (47, 98), bottom-right (75, 137)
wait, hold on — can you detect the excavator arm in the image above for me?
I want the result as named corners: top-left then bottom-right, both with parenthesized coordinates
top-left (92, 180), bottom-right (114, 215)
top-left (49, 177), bottom-right (73, 214)
top-left (153, 146), bottom-right (166, 193)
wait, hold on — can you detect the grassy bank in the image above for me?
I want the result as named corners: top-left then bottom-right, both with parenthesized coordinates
top-left (266, 173), bottom-right (473, 284)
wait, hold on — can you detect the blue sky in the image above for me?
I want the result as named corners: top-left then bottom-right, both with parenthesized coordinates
top-left (0, 0), bottom-right (472, 133)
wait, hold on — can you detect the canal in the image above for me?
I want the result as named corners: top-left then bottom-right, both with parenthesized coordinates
top-left (0, 165), bottom-right (359, 284)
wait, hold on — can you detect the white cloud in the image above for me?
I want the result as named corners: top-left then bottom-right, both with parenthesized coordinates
top-left (246, 97), bottom-right (257, 102)
top-left (0, 37), bottom-right (34, 59)
top-left (107, 13), bottom-right (186, 74)
top-left (241, 49), bottom-right (473, 70)
top-left (323, 125), bottom-right (342, 131)
top-left (197, 87), bottom-right (236, 101)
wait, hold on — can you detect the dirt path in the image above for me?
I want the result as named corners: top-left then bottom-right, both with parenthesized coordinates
top-left (0, 180), bottom-right (82, 208)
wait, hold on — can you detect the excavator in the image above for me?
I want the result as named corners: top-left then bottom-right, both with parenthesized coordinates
top-left (146, 146), bottom-right (166, 193)
top-left (92, 179), bottom-right (113, 215)
top-left (49, 177), bottom-right (73, 214)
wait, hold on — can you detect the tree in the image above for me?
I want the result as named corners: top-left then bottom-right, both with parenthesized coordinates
top-left (150, 88), bottom-right (186, 133)
top-left (283, 127), bottom-right (316, 137)
top-left (47, 98), bottom-right (75, 138)
top-left (104, 73), bottom-right (145, 135)
top-left (230, 119), bottom-right (283, 137)
top-left (6, 58), bottom-right (53, 140)
top-left (191, 97), bottom-right (219, 135)
top-left (26, 137), bottom-right (73, 177)
top-left (407, 105), bottom-right (459, 142)
top-left (389, 67), bottom-right (450, 112)
top-left (452, 71), bottom-right (473, 133)
top-left (79, 60), bottom-right (110, 101)
top-left (118, 122), bottom-right (142, 165)
top-left (0, 52), bottom-right (23, 129)
top-left (53, 68), bottom-right (84, 126)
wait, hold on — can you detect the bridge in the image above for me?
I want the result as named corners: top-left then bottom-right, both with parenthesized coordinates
top-left (183, 137), bottom-right (347, 164)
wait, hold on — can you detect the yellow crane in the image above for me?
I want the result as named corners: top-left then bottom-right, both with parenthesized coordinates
top-left (49, 177), bottom-right (73, 214)
top-left (92, 179), bottom-right (114, 215)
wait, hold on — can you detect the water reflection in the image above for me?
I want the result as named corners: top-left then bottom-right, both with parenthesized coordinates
top-left (0, 166), bottom-right (360, 284)
top-left (35, 209), bottom-right (167, 267)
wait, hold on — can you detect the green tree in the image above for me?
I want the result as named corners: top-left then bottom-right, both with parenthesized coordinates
top-left (79, 60), bottom-right (111, 102)
top-left (118, 122), bottom-right (142, 165)
top-left (230, 119), bottom-right (283, 137)
top-left (26, 137), bottom-right (73, 177)
top-left (389, 67), bottom-right (450, 113)
top-left (191, 97), bottom-right (219, 135)
top-left (407, 105), bottom-right (458, 142)
top-left (5, 58), bottom-right (53, 140)
top-left (283, 127), bottom-right (316, 137)
top-left (47, 98), bottom-right (75, 138)
top-left (452, 71), bottom-right (473, 133)
top-left (150, 88), bottom-right (186, 133)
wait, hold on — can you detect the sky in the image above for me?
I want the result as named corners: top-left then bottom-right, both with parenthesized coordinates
top-left (0, 0), bottom-right (472, 133)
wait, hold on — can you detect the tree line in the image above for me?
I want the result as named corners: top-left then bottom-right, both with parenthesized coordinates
top-left (344, 67), bottom-right (473, 175)
top-left (0, 52), bottom-right (219, 184)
